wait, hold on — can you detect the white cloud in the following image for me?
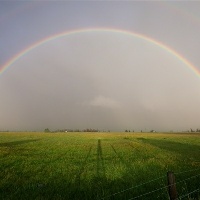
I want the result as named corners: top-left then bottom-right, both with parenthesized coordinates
top-left (89, 95), bottom-right (121, 109)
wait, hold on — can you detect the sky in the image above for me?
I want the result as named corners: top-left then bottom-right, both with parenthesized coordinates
top-left (0, 1), bottom-right (200, 132)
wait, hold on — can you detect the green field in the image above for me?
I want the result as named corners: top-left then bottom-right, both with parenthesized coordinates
top-left (0, 132), bottom-right (199, 200)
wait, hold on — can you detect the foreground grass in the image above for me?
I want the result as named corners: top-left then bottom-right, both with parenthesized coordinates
top-left (0, 132), bottom-right (199, 199)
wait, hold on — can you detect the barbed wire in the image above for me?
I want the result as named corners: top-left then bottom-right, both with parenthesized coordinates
top-left (175, 189), bottom-right (199, 200)
top-left (101, 170), bottom-right (200, 200)
top-left (101, 175), bottom-right (165, 199)
top-left (126, 173), bottom-right (200, 200)
top-left (174, 167), bottom-right (200, 175)
top-left (127, 185), bottom-right (167, 200)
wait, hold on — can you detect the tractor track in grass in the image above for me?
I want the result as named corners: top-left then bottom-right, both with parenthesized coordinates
top-left (97, 139), bottom-right (106, 177)
top-left (74, 146), bottom-right (93, 187)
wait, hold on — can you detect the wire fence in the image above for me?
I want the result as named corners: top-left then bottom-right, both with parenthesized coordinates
top-left (174, 168), bottom-right (200, 175)
top-left (176, 189), bottom-right (199, 200)
top-left (101, 175), bottom-right (166, 199)
top-left (101, 167), bottom-right (200, 200)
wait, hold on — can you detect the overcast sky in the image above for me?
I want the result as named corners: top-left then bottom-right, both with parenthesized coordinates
top-left (1, 1), bottom-right (200, 132)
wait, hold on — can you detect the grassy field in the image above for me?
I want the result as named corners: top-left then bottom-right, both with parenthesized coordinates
top-left (0, 132), bottom-right (199, 200)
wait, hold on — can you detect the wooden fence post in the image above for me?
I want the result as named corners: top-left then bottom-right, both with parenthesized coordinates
top-left (167, 171), bottom-right (178, 200)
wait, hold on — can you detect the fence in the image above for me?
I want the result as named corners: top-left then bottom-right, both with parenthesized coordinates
top-left (101, 168), bottom-right (200, 200)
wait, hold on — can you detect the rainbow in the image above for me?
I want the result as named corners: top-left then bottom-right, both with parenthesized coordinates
top-left (1, 28), bottom-right (200, 77)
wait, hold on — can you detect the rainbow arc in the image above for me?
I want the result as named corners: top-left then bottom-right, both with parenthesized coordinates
top-left (0, 28), bottom-right (199, 78)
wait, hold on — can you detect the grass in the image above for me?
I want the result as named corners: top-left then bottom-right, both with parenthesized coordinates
top-left (0, 132), bottom-right (199, 199)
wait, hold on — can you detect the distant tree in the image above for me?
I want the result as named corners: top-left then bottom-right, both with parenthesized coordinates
top-left (190, 128), bottom-right (195, 132)
top-left (44, 128), bottom-right (50, 133)
top-left (83, 128), bottom-right (98, 132)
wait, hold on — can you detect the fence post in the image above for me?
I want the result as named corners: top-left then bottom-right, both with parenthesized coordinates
top-left (167, 171), bottom-right (178, 200)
